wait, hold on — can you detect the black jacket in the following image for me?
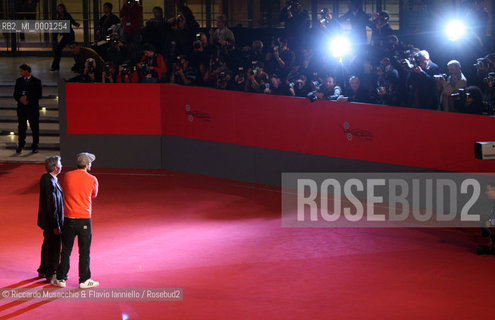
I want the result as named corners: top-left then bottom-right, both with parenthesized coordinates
top-left (37, 173), bottom-right (64, 231)
top-left (13, 75), bottom-right (42, 108)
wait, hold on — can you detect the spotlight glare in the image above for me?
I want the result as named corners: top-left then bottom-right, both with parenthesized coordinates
top-left (328, 36), bottom-right (351, 58)
top-left (445, 20), bottom-right (466, 41)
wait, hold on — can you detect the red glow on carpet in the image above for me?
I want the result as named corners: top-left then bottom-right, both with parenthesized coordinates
top-left (0, 163), bottom-right (493, 319)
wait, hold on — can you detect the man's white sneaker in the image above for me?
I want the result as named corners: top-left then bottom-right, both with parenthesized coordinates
top-left (51, 278), bottom-right (66, 288)
top-left (79, 279), bottom-right (99, 289)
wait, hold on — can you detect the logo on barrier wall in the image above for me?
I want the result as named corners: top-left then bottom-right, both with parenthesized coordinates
top-left (342, 122), bottom-right (373, 142)
top-left (184, 105), bottom-right (211, 122)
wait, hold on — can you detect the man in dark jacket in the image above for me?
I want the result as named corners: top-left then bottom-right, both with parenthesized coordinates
top-left (37, 155), bottom-right (64, 281)
top-left (13, 64), bottom-right (42, 153)
top-left (339, 76), bottom-right (372, 103)
top-left (406, 50), bottom-right (440, 109)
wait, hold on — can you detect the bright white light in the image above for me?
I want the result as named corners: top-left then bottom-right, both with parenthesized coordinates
top-left (122, 313), bottom-right (129, 320)
top-left (445, 20), bottom-right (466, 41)
top-left (328, 36), bottom-right (351, 58)
top-left (9, 131), bottom-right (14, 135)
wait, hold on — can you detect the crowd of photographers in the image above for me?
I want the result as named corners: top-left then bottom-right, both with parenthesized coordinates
top-left (66, 0), bottom-right (495, 115)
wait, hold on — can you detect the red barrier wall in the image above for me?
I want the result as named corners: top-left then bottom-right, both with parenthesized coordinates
top-left (65, 83), bottom-right (162, 135)
top-left (65, 83), bottom-right (495, 172)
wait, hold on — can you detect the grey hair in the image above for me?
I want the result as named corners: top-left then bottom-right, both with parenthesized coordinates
top-left (45, 155), bottom-right (61, 173)
top-left (417, 50), bottom-right (430, 61)
top-left (447, 60), bottom-right (461, 69)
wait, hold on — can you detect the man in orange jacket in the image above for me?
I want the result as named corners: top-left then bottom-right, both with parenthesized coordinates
top-left (52, 152), bottom-right (99, 289)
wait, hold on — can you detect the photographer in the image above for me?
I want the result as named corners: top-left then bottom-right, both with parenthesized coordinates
top-left (137, 43), bottom-right (167, 83)
top-left (102, 62), bottom-right (116, 83)
top-left (438, 60), bottom-right (467, 112)
top-left (203, 56), bottom-right (229, 88)
top-left (290, 74), bottom-right (311, 97)
top-left (453, 86), bottom-right (487, 115)
top-left (338, 76), bottom-right (372, 103)
top-left (81, 58), bottom-right (100, 83)
top-left (209, 15), bottom-right (235, 51)
top-left (170, 55), bottom-right (198, 86)
top-left (251, 40), bottom-right (265, 65)
top-left (375, 62), bottom-right (401, 106)
top-left (474, 53), bottom-right (495, 109)
top-left (96, 2), bottom-right (120, 42)
top-left (369, 11), bottom-right (394, 50)
top-left (308, 74), bottom-right (342, 101)
top-left (245, 67), bottom-right (261, 93)
top-left (312, 8), bottom-right (342, 41)
top-left (106, 33), bottom-right (136, 67)
top-left (116, 64), bottom-right (139, 83)
top-left (166, 6), bottom-right (200, 56)
top-left (272, 37), bottom-right (296, 80)
top-left (279, 0), bottom-right (309, 52)
top-left (68, 42), bottom-right (104, 82)
top-left (190, 35), bottom-right (210, 85)
top-left (215, 71), bottom-right (233, 90)
top-left (263, 74), bottom-right (291, 96)
top-left (120, 0), bottom-right (143, 56)
top-left (232, 67), bottom-right (247, 91)
top-left (405, 50), bottom-right (440, 109)
top-left (339, 0), bottom-right (370, 48)
top-left (142, 7), bottom-right (166, 55)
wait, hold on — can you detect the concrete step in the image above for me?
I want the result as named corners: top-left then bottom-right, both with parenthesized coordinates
top-left (5, 141), bottom-right (59, 151)
top-left (0, 129), bottom-right (60, 136)
top-left (3, 134), bottom-right (60, 151)
top-left (0, 115), bottom-right (59, 123)
top-left (0, 94), bottom-right (57, 99)
top-left (0, 109), bottom-right (59, 123)
top-left (0, 104), bottom-right (59, 111)
top-left (0, 122), bottom-right (59, 131)
top-left (0, 82), bottom-right (58, 87)
top-left (0, 97), bottom-right (59, 105)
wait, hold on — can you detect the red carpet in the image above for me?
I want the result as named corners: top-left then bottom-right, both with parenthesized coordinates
top-left (0, 163), bottom-right (493, 320)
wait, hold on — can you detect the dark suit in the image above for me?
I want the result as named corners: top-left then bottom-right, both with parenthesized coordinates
top-left (37, 173), bottom-right (64, 279)
top-left (406, 61), bottom-right (440, 109)
top-left (13, 75), bottom-right (42, 151)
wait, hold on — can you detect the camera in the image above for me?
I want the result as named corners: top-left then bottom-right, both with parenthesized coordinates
top-left (307, 80), bottom-right (322, 102)
top-left (483, 72), bottom-right (495, 87)
top-left (140, 62), bottom-right (150, 74)
top-left (451, 88), bottom-right (469, 99)
top-left (474, 57), bottom-right (493, 70)
top-left (104, 63), bottom-right (112, 75)
top-left (193, 40), bottom-right (202, 50)
top-left (376, 86), bottom-right (386, 95)
top-left (121, 64), bottom-right (132, 76)
top-left (285, 0), bottom-right (300, 11)
top-left (86, 59), bottom-right (95, 74)
top-left (212, 57), bottom-right (222, 70)
top-left (433, 73), bottom-right (448, 80)
top-left (451, 88), bottom-right (470, 110)
top-left (235, 67), bottom-right (245, 78)
top-left (319, 8), bottom-right (332, 25)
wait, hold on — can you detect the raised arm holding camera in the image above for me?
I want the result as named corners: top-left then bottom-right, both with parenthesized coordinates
top-left (406, 50), bottom-right (440, 109)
